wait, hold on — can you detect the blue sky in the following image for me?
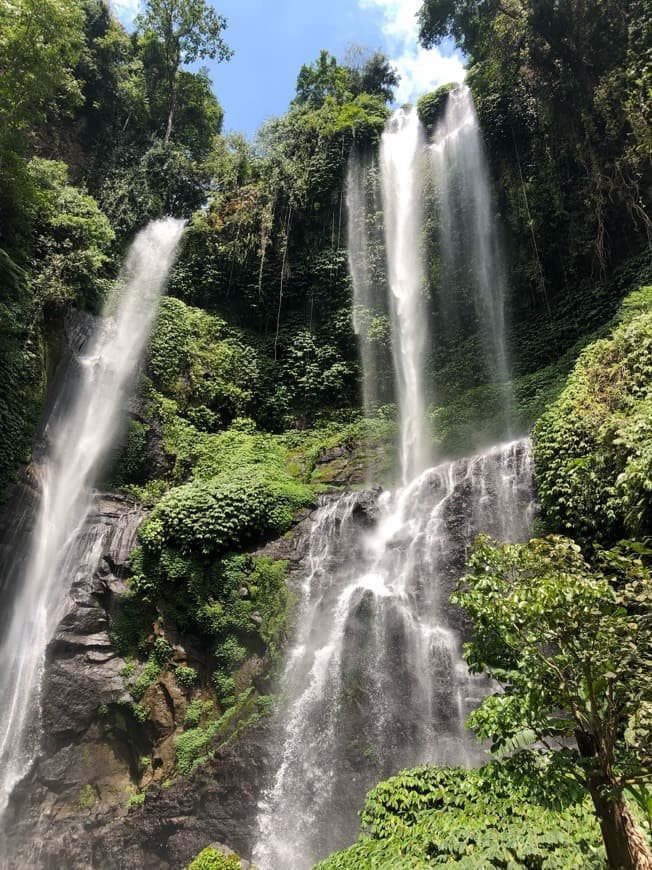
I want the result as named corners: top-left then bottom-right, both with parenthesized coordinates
top-left (109, 0), bottom-right (465, 138)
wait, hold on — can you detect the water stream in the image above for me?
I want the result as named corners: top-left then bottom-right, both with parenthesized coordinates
top-left (380, 107), bottom-right (431, 483)
top-left (0, 218), bottom-right (185, 815)
top-left (431, 85), bottom-right (513, 429)
top-left (254, 104), bottom-right (531, 869)
top-left (254, 440), bottom-right (535, 869)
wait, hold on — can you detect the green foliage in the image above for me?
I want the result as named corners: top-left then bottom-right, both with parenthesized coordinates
top-left (184, 699), bottom-right (213, 729)
top-left (315, 753), bottom-right (605, 868)
top-left (0, 250), bottom-right (44, 498)
top-left (185, 846), bottom-right (242, 870)
top-left (0, 0), bottom-right (85, 252)
top-left (125, 791), bottom-right (146, 809)
top-left (175, 665), bottom-right (198, 690)
top-left (419, 0), bottom-right (651, 285)
top-left (146, 297), bottom-right (259, 428)
top-left (140, 468), bottom-right (309, 558)
top-left (174, 721), bottom-right (219, 774)
top-left (534, 287), bottom-right (652, 545)
top-left (26, 158), bottom-right (114, 312)
top-left (136, 0), bottom-right (231, 144)
top-left (111, 420), bottom-right (149, 487)
top-left (416, 82), bottom-right (457, 133)
top-left (128, 658), bottom-right (161, 701)
top-left (294, 49), bottom-right (398, 109)
top-left (454, 533), bottom-right (652, 864)
top-left (78, 784), bottom-right (96, 810)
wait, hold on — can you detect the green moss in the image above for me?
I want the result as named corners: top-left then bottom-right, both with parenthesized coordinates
top-left (534, 285), bottom-right (652, 546)
top-left (78, 784), bottom-right (96, 811)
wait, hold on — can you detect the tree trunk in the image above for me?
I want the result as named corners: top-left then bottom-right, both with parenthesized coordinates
top-left (576, 732), bottom-right (652, 869)
top-left (587, 777), bottom-right (652, 870)
top-left (164, 86), bottom-right (176, 145)
top-left (164, 65), bottom-right (178, 145)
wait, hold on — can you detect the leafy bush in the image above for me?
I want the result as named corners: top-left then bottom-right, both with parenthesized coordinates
top-left (174, 722), bottom-right (219, 774)
top-left (315, 753), bottom-right (605, 868)
top-left (140, 470), bottom-right (309, 558)
top-left (175, 665), bottom-right (198, 690)
top-left (185, 846), bottom-right (242, 869)
top-left (184, 699), bottom-right (213, 729)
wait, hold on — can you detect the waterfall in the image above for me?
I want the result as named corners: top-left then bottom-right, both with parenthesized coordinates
top-left (380, 108), bottom-right (430, 483)
top-left (0, 218), bottom-right (185, 815)
top-left (431, 85), bottom-right (513, 430)
top-left (253, 100), bottom-right (530, 869)
top-left (347, 154), bottom-right (382, 418)
top-left (254, 440), bottom-right (535, 870)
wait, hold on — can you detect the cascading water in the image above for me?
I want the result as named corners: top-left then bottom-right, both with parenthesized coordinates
top-left (0, 218), bottom-right (185, 816)
top-left (380, 108), bottom-right (430, 483)
top-left (347, 155), bottom-right (382, 419)
top-left (254, 440), bottom-right (535, 870)
top-left (431, 85), bottom-right (513, 430)
top-left (254, 106), bottom-right (533, 869)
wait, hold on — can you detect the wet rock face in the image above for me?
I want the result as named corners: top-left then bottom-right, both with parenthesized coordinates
top-left (311, 439), bottom-right (389, 487)
top-left (1, 491), bottom-right (285, 870)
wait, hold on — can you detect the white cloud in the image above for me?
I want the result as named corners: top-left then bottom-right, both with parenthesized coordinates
top-left (360, 0), bottom-right (465, 102)
top-left (109, 0), bottom-right (141, 27)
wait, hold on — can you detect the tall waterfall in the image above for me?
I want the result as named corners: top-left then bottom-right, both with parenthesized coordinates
top-left (254, 100), bottom-right (528, 869)
top-left (380, 108), bottom-right (430, 483)
top-left (254, 440), bottom-right (535, 869)
top-left (346, 155), bottom-right (384, 416)
top-left (431, 86), bottom-right (512, 429)
top-left (0, 218), bottom-right (185, 814)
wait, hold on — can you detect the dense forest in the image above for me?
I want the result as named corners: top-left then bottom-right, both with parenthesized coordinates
top-left (0, 0), bottom-right (650, 868)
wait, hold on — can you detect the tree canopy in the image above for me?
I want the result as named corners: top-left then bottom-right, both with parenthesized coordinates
top-left (456, 534), bottom-right (652, 869)
top-left (136, 0), bottom-right (232, 142)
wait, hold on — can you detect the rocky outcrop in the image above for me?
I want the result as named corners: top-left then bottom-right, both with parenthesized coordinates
top-left (1, 491), bottom-right (334, 869)
top-left (1, 479), bottom-right (393, 869)
top-left (311, 439), bottom-right (388, 486)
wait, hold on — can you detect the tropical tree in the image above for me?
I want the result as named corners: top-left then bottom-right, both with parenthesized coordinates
top-left (455, 535), bottom-right (652, 869)
top-left (136, 0), bottom-right (232, 144)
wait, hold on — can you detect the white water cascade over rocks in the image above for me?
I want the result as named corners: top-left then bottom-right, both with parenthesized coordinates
top-left (254, 106), bottom-right (535, 870)
top-left (0, 218), bottom-right (185, 818)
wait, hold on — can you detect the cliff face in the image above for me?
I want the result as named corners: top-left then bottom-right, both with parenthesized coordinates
top-left (1, 487), bottom-right (327, 869)
top-left (1, 492), bottom-right (258, 867)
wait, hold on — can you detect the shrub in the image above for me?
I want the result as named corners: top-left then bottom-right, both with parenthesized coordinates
top-left (185, 846), bottom-right (242, 869)
top-left (175, 665), bottom-right (198, 690)
top-left (174, 722), bottom-right (219, 774)
top-left (315, 753), bottom-right (605, 868)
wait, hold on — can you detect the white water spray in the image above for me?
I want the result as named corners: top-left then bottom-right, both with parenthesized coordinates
top-left (254, 440), bottom-right (535, 870)
top-left (431, 85), bottom-right (512, 429)
top-left (380, 108), bottom-right (431, 482)
top-left (0, 218), bottom-right (185, 814)
top-left (347, 155), bottom-right (381, 418)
